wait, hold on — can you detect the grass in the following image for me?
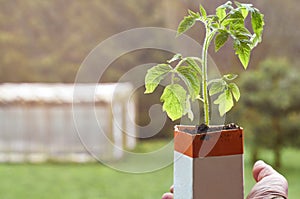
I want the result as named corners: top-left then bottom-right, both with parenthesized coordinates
top-left (0, 140), bottom-right (298, 199)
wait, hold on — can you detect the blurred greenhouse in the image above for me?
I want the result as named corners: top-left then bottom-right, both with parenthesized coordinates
top-left (0, 83), bottom-right (136, 162)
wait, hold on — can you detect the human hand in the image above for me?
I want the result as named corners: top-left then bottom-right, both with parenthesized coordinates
top-left (247, 160), bottom-right (288, 199)
top-left (161, 185), bottom-right (173, 199)
top-left (162, 160), bottom-right (288, 199)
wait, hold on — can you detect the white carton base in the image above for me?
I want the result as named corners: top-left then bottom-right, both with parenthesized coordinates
top-left (174, 151), bottom-right (244, 199)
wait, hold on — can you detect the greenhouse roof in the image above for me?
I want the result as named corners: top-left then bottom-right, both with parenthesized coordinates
top-left (0, 83), bottom-right (133, 104)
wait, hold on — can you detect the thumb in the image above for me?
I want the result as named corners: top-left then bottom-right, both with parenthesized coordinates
top-left (247, 160), bottom-right (288, 199)
top-left (252, 160), bottom-right (277, 182)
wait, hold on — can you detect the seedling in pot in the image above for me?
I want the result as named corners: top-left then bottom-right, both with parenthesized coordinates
top-left (145, 1), bottom-right (264, 126)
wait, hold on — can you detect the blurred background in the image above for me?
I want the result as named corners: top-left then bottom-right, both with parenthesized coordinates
top-left (0, 0), bottom-right (299, 198)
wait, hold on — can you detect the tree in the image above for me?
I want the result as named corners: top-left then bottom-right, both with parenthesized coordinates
top-left (238, 58), bottom-right (300, 169)
top-left (0, 0), bottom-right (164, 83)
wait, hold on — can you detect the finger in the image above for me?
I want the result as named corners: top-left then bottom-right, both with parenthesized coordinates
top-left (247, 174), bottom-right (288, 199)
top-left (253, 160), bottom-right (276, 182)
top-left (162, 193), bottom-right (173, 199)
top-left (247, 160), bottom-right (288, 199)
top-left (170, 185), bottom-right (174, 193)
top-left (253, 160), bottom-right (287, 184)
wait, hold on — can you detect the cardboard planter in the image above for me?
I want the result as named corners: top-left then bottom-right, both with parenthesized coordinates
top-left (174, 125), bottom-right (244, 199)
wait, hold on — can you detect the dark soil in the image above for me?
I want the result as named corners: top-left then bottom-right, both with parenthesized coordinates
top-left (182, 123), bottom-right (240, 134)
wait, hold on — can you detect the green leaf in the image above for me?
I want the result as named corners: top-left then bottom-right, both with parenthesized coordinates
top-left (223, 73), bottom-right (238, 81)
top-left (209, 79), bottom-right (226, 96)
top-left (251, 9), bottom-right (264, 42)
top-left (235, 2), bottom-right (251, 18)
top-left (167, 53), bottom-right (182, 63)
top-left (160, 84), bottom-right (187, 121)
top-left (184, 96), bottom-right (194, 121)
top-left (214, 89), bottom-right (234, 116)
top-left (227, 11), bottom-right (245, 30)
top-left (199, 5), bottom-right (207, 18)
top-left (214, 92), bottom-right (224, 104)
top-left (221, 18), bottom-right (232, 26)
top-left (177, 15), bottom-right (196, 36)
top-left (230, 10), bottom-right (244, 20)
top-left (188, 10), bottom-right (200, 18)
top-left (228, 82), bottom-right (240, 101)
top-left (214, 30), bottom-right (229, 52)
top-left (176, 65), bottom-right (200, 100)
top-left (235, 33), bottom-right (250, 41)
top-left (219, 1), bottom-right (233, 10)
top-left (250, 33), bottom-right (260, 49)
top-left (211, 23), bottom-right (219, 29)
top-left (185, 57), bottom-right (202, 74)
top-left (144, 64), bottom-right (172, 93)
top-left (230, 23), bottom-right (251, 35)
top-left (236, 2), bottom-right (254, 13)
top-left (239, 8), bottom-right (249, 19)
top-left (216, 6), bottom-right (227, 21)
top-left (210, 16), bottom-right (219, 23)
top-left (234, 41), bottom-right (251, 69)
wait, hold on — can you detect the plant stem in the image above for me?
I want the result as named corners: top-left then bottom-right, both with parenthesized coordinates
top-left (171, 71), bottom-right (175, 85)
top-left (202, 27), bottom-right (215, 126)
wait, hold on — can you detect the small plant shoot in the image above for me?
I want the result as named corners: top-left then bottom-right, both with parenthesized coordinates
top-left (145, 1), bottom-right (264, 125)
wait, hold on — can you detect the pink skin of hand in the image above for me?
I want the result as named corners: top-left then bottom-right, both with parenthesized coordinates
top-left (247, 160), bottom-right (288, 199)
top-left (161, 185), bottom-right (173, 199)
top-left (162, 160), bottom-right (288, 199)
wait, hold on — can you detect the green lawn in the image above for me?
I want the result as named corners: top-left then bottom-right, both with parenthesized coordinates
top-left (0, 140), bottom-right (298, 199)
